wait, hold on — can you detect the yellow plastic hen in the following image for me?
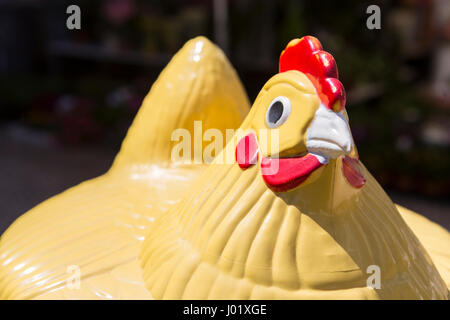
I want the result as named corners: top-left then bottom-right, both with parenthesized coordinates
top-left (1, 35), bottom-right (448, 300)
top-left (140, 36), bottom-right (449, 299)
top-left (0, 37), bottom-right (249, 299)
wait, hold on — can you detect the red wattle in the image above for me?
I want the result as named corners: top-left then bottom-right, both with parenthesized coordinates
top-left (342, 156), bottom-right (366, 188)
top-left (260, 154), bottom-right (323, 192)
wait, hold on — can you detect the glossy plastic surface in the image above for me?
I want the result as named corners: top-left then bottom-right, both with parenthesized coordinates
top-left (0, 37), bottom-right (250, 299)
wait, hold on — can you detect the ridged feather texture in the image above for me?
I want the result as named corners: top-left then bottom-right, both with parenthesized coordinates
top-left (140, 143), bottom-right (448, 299)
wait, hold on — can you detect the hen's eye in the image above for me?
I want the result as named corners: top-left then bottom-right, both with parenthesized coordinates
top-left (265, 96), bottom-right (291, 128)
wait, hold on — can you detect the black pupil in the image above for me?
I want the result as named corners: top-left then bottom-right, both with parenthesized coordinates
top-left (268, 101), bottom-right (284, 124)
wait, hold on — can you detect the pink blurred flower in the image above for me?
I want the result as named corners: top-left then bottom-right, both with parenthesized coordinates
top-left (102, 0), bottom-right (136, 25)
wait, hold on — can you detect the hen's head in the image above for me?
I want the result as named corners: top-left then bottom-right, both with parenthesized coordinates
top-left (236, 36), bottom-right (365, 192)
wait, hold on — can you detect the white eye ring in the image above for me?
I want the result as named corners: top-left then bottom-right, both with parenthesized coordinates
top-left (265, 96), bottom-right (291, 128)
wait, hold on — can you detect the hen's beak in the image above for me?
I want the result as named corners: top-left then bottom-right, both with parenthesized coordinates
top-left (306, 104), bottom-right (353, 162)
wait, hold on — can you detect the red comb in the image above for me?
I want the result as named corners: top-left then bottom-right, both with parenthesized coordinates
top-left (279, 36), bottom-right (346, 111)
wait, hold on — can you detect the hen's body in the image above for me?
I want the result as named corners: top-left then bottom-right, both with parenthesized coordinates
top-left (398, 205), bottom-right (450, 289)
top-left (0, 37), bottom-right (249, 299)
top-left (141, 132), bottom-right (447, 300)
top-left (0, 165), bottom-right (201, 299)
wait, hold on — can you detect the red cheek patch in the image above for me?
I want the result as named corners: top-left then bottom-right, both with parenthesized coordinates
top-left (235, 133), bottom-right (259, 169)
top-left (342, 156), bottom-right (366, 188)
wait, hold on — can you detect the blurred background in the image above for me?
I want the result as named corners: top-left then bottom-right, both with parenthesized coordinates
top-left (0, 0), bottom-right (449, 233)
